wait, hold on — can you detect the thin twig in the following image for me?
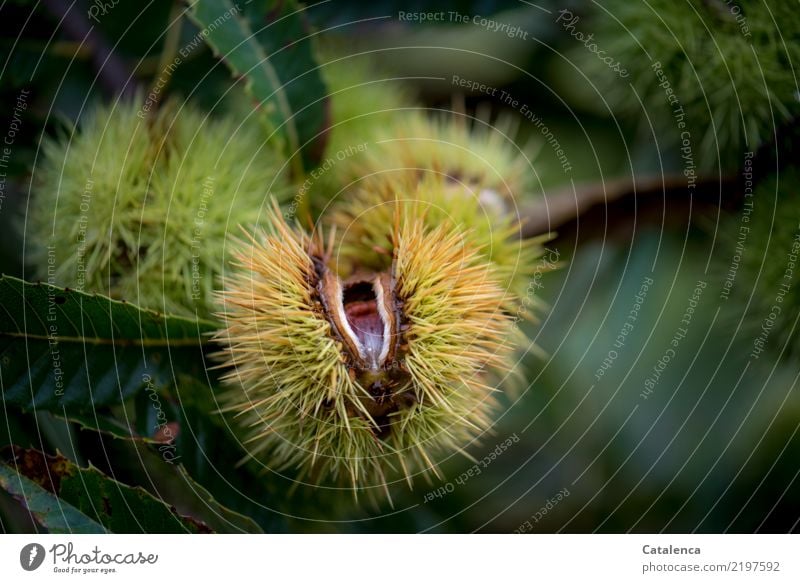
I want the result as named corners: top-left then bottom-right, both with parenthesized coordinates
top-left (148, 0), bottom-right (184, 107)
top-left (42, 0), bottom-right (137, 98)
top-left (521, 173), bottom-right (738, 241)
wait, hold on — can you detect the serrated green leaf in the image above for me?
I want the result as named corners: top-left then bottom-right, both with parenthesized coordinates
top-left (55, 406), bottom-right (265, 533)
top-left (119, 376), bottom-right (289, 531)
top-left (36, 410), bottom-right (264, 533)
top-left (171, 464), bottom-right (264, 533)
top-left (88, 424), bottom-right (269, 533)
top-left (2, 447), bottom-right (212, 533)
top-left (0, 275), bottom-right (213, 412)
top-left (61, 410), bottom-right (158, 444)
top-left (0, 461), bottom-right (107, 533)
top-left (186, 0), bottom-right (328, 173)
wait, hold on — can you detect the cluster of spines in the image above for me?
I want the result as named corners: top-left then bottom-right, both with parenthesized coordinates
top-left (330, 175), bottom-right (551, 316)
top-left (215, 56), bottom-right (552, 497)
top-left (571, 0), bottom-right (800, 169)
top-left (30, 97), bottom-right (288, 317)
top-left (216, 204), bottom-right (517, 497)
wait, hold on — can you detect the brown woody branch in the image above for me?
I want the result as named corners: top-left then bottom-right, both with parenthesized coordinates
top-left (43, 0), bottom-right (137, 98)
top-left (521, 173), bottom-right (740, 245)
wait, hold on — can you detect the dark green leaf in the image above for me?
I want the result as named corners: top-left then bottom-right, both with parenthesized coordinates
top-left (66, 406), bottom-right (268, 533)
top-left (61, 411), bottom-right (157, 444)
top-left (0, 460), bottom-right (107, 533)
top-left (107, 375), bottom-right (288, 531)
top-left (58, 404), bottom-right (265, 533)
top-left (186, 0), bottom-right (328, 172)
top-left (0, 275), bottom-right (214, 412)
top-left (2, 447), bottom-right (210, 533)
top-left (80, 425), bottom-right (269, 533)
top-left (171, 464), bottom-right (265, 533)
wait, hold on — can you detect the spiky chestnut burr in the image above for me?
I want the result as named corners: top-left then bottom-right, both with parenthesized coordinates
top-left (310, 54), bottom-right (534, 215)
top-left (300, 51), bottom-right (419, 212)
top-left (717, 166), bottom-right (800, 360)
top-left (28, 97), bottom-right (288, 318)
top-left (569, 0), bottom-right (800, 170)
top-left (329, 174), bottom-right (554, 317)
top-left (311, 54), bottom-right (551, 311)
top-left (215, 204), bottom-right (516, 498)
top-left (330, 110), bottom-right (533, 209)
top-left (320, 51), bottom-right (416, 159)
